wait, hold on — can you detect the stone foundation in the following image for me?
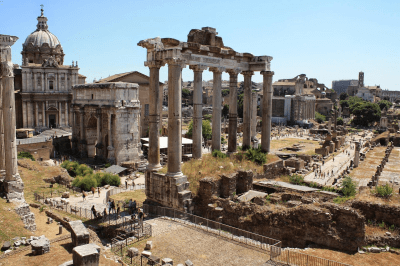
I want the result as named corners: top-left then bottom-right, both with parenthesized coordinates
top-left (69, 220), bottom-right (90, 247)
top-left (145, 171), bottom-right (192, 211)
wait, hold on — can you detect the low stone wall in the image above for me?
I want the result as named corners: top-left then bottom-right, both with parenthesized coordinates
top-left (202, 199), bottom-right (365, 252)
top-left (365, 235), bottom-right (400, 248)
top-left (262, 160), bottom-right (286, 179)
top-left (351, 200), bottom-right (400, 227)
top-left (45, 210), bottom-right (72, 231)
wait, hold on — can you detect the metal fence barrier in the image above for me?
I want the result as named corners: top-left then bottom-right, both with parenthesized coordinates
top-left (143, 204), bottom-right (352, 266)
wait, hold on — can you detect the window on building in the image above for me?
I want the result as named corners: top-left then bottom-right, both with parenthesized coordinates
top-left (145, 104), bottom-right (149, 116)
top-left (49, 80), bottom-right (54, 90)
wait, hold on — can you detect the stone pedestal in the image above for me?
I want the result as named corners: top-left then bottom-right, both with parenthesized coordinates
top-left (354, 142), bottom-right (360, 168)
top-left (72, 244), bottom-right (100, 266)
top-left (69, 220), bottom-right (90, 247)
top-left (31, 236), bottom-right (50, 255)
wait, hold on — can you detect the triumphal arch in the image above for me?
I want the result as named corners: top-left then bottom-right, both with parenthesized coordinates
top-left (138, 27), bottom-right (274, 210)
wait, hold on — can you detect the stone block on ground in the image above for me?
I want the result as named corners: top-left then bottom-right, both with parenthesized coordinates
top-left (127, 247), bottom-right (139, 258)
top-left (1, 241), bottom-right (11, 251)
top-left (162, 258), bottom-right (173, 265)
top-left (145, 240), bottom-right (153, 250)
top-left (369, 247), bottom-right (381, 253)
top-left (31, 236), bottom-right (50, 255)
top-left (69, 220), bottom-right (90, 247)
top-left (59, 261), bottom-right (74, 266)
top-left (142, 250), bottom-right (151, 258)
top-left (72, 243), bottom-right (101, 266)
top-left (185, 260), bottom-right (193, 266)
top-left (62, 192), bottom-right (70, 198)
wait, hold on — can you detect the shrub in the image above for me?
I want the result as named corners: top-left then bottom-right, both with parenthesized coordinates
top-left (341, 176), bottom-right (357, 197)
top-left (17, 151), bottom-right (35, 161)
top-left (76, 164), bottom-right (93, 176)
top-left (186, 120), bottom-right (212, 140)
top-left (315, 112), bottom-right (326, 123)
top-left (245, 147), bottom-right (267, 165)
top-left (73, 175), bottom-right (97, 191)
top-left (105, 163), bottom-right (111, 168)
top-left (212, 149), bottom-right (227, 158)
top-left (109, 174), bottom-right (121, 186)
top-left (289, 174), bottom-right (304, 185)
top-left (374, 184), bottom-right (393, 198)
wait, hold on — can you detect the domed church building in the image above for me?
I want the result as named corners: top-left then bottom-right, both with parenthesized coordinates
top-left (15, 7), bottom-right (86, 131)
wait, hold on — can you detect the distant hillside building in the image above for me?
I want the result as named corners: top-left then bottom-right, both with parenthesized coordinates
top-left (332, 79), bottom-right (358, 95)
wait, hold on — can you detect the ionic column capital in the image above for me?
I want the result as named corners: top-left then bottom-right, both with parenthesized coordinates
top-left (261, 70), bottom-right (275, 76)
top-left (165, 58), bottom-right (186, 68)
top-left (209, 66), bottom-right (226, 74)
top-left (242, 70), bottom-right (254, 77)
top-left (145, 60), bottom-right (165, 69)
top-left (189, 64), bottom-right (208, 72)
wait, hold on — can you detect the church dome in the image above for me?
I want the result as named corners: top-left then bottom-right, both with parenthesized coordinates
top-left (24, 29), bottom-right (61, 48)
top-left (21, 7), bottom-right (64, 65)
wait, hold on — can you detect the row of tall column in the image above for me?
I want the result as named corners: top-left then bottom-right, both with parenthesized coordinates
top-left (302, 99), bottom-right (315, 120)
top-left (146, 59), bottom-right (274, 178)
top-left (22, 100), bottom-right (69, 128)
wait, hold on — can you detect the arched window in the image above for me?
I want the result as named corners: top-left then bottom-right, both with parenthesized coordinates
top-left (49, 80), bottom-right (54, 90)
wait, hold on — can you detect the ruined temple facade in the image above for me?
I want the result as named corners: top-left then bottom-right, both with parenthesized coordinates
top-left (15, 8), bottom-right (85, 130)
top-left (138, 27), bottom-right (273, 211)
top-left (71, 82), bottom-right (141, 165)
top-left (271, 74), bottom-right (317, 125)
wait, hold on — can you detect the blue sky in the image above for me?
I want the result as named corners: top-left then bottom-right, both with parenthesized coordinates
top-left (1, 0), bottom-right (399, 90)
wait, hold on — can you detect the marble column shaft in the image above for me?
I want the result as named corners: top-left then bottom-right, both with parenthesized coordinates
top-left (58, 102), bottom-right (62, 127)
top-left (96, 112), bottom-right (101, 154)
top-left (42, 102), bottom-right (46, 127)
top-left (228, 70), bottom-right (239, 153)
top-left (108, 113), bottom-right (112, 147)
top-left (261, 71), bottom-right (274, 153)
top-left (65, 102), bottom-right (68, 127)
top-left (147, 62), bottom-right (162, 171)
top-left (1, 52), bottom-right (18, 181)
top-left (22, 101), bottom-right (27, 128)
top-left (242, 71), bottom-right (253, 149)
top-left (190, 65), bottom-right (206, 159)
top-left (210, 67), bottom-right (224, 151)
top-left (167, 59), bottom-right (185, 176)
top-left (35, 102), bottom-right (39, 127)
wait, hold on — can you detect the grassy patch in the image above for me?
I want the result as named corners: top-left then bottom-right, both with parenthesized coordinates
top-left (159, 153), bottom-right (279, 195)
top-left (109, 190), bottom-right (146, 205)
top-left (333, 196), bottom-right (354, 204)
top-left (0, 198), bottom-right (30, 244)
top-left (18, 159), bottom-right (75, 204)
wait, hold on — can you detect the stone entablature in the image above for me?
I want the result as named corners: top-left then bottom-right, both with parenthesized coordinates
top-left (72, 82), bottom-right (141, 165)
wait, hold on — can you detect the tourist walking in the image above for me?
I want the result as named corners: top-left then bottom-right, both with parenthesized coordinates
top-left (108, 200), bottom-right (112, 214)
top-left (98, 187), bottom-right (100, 197)
top-left (91, 187), bottom-right (95, 197)
top-left (138, 208), bottom-right (144, 232)
top-left (132, 200), bottom-right (137, 215)
top-left (116, 204), bottom-right (120, 218)
top-left (125, 180), bottom-right (128, 190)
top-left (91, 205), bottom-right (97, 218)
top-left (111, 200), bottom-right (116, 215)
top-left (82, 191), bottom-right (86, 201)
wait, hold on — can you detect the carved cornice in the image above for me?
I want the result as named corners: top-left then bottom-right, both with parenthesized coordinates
top-left (226, 68), bottom-right (241, 76)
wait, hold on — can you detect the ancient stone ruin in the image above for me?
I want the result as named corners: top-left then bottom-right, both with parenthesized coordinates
top-left (138, 27), bottom-right (274, 211)
top-left (0, 34), bottom-right (36, 231)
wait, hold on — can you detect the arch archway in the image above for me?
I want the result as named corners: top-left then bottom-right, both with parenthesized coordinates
top-left (86, 116), bottom-right (98, 157)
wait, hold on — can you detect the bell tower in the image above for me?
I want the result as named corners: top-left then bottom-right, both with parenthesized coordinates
top-left (358, 71), bottom-right (364, 88)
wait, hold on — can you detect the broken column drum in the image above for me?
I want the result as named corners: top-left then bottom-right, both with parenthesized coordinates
top-left (354, 142), bottom-right (361, 168)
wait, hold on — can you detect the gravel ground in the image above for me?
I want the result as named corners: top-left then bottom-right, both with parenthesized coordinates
top-left (144, 218), bottom-right (270, 266)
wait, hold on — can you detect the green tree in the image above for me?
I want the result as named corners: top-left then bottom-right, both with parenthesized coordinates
top-left (222, 104), bottom-right (229, 118)
top-left (221, 89), bottom-right (230, 97)
top-left (182, 88), bottom-right (191, 98)
top-left (377, 100), bottom-right (392, 111)
top-left (186, 119), bottom-right (212, 140)
top-left (315, 112), bottom-right (326, 123)
top-left (341, 176), bottom-right (357, 197)
top-left (17, 151), bottom-right (35, 161)
top-left (352, 102), bottom-right (381, 126)
top-left (339, 92), bottom-right (349, 101)
top-left (237, 93), bottom-right (244, 119)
